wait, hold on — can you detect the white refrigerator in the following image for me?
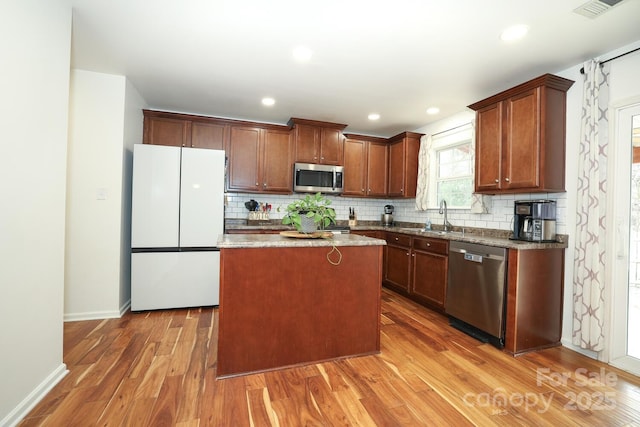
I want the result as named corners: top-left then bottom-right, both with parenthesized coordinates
top-left (131, 144), bottom-right (225, 311)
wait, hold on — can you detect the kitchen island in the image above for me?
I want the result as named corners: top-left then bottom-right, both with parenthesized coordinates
top-left (216, 233), bottom-right (385, 378)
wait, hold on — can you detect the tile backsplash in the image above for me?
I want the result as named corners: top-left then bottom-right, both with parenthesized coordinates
top-left (225, 192), bottom-right (568, 235)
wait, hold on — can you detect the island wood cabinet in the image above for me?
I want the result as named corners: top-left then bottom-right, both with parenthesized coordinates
top-left (288, 118), bottom-right (347, 165)
top-left (343, 134), bottom-right (389, 197)
top-left (382, 232), bottom-right (448, 313)
top-left (387, 132), bottom-right (423, 198)
top-left (143, 110), bottom-right (228, 149)
top-left (226, 125), bottom-right (292, 194)
top-left (468, 74), bottom-right (574, 194)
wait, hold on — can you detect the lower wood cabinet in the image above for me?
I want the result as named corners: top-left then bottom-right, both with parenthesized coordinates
top-left (382, 232), bottom-right (449, 313)
top-left (410, 237), bottom-right (448, 311)
top-left (504, 248), bottom-right (565, 355)
top-left (384, 233), bottom-right (412, 294)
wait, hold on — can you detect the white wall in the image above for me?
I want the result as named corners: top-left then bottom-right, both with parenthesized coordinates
top-left (121, 80), bottom-right (147, 309)
top-left (65, 70), bottom-right (145, 320)
top-left (0, 1), bottom-right (71, 425)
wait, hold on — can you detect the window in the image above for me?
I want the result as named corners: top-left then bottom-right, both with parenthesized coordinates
top-left (428, 124), bottom-right (473, 209)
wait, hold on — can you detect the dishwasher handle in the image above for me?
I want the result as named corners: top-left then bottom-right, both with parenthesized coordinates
top-left (464, 252), bottom-right (483, 263)
top-left (450, 246), bottom-right (505, 262)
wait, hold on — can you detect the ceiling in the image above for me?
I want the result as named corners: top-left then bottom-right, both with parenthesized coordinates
top-left (70, 0), bottom-right (640, 137)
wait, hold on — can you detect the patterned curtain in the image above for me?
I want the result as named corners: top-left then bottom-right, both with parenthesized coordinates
top-left (415, 134), bottom-right (431, 211)
top-left (572, 59), bottom-right (610, 351)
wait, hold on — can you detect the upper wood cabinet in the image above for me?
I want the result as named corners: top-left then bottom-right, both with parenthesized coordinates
top-left (387, 131), bottom-right (423, 198)
top-left (191, 121), bottom-right (227, 150)
top-left (343, 134), bottom-right (388, 197)
top-left (288, 118), bottom-right (347, 165)
top-left (227, 125), bottom-right (292, 194)
top-left (468, 74), bottom-right (574, 194)
top-left (143, 112), bottom-right (191, 147)
top-left (143, 110), bottom-right (228, 149)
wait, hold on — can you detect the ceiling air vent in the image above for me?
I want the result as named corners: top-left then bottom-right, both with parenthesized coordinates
top-left (574, 0), bottom-right (625, 18)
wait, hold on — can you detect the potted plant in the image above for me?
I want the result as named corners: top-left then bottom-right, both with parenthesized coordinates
top-left (282, 192), bottom-right (337, 233)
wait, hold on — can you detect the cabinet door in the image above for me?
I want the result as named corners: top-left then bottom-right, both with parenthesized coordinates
top-left (320, 128), bottom-right (343, 165)
top-left (411, 250), bottom-right (448, 311)
top-left (367, 142), bottom-right (388, 196)
top-left (475, 103), bottom-right (503, 192)
top-left (503, 88), bottom-right (540, 190)
top-left (227, 126), bottom-right (261, 191)
top-left (384, 244), bottom-right (411, 293)
top-left (343, 139), bottom-right (367, 196)
top-left (294, 124), bottom-right (320, 163)
top-left (191, 122), bottom-right (227, 150)
top-left (388, 139), bottom-right (405, 196)
top-left (145, 116), bottom-right (190, 147)
top-left (262, 129), bottom-right (292, 193)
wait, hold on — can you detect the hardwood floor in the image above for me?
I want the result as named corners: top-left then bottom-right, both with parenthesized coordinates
top-left (20, 288), bottom-right (640, 426)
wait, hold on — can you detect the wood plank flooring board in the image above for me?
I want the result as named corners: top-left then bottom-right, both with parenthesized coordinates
top-left (246, 387), bottom-right (273, 426)
top-left (147, 375), bottom-right (182, 427)
top-left (306, 374), bottom-right (352, 426)
top-left (19, 287), bottom-right (640, 426)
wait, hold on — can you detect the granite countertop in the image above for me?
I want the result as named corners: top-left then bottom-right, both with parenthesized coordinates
top-left (218, 233), bottom-right (387, 249)
top-left (224, 220), bottom-right (568, 250)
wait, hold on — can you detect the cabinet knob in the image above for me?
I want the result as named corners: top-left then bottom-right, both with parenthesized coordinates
top-left (495, 179), bottom-right (499, 183)
top-left (505, 178), bottom-right (510, 182)
top-left (395, 237), bottom-right (399, 241)
top-left (362, 188), bottom-right (365, 192)
top-left (406, 252), bottom-right (410, 256)
top-left (263, 183), bottom-right (267, 187)
top-left (412, 253), bottom-right (415, 257)
top-left (321, 157), bottom-right (324, 160)
top-left (427, 243), bottom-right (431, 247)
top-left (255, 182), bottom-right (259, 186)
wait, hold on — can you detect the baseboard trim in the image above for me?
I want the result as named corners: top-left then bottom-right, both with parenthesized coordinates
top-left (119, 299), bottom-right (131, 316)
top-left (64, 310), bottom-right (122, 322)
top-left (561, 338), bottom-right (599, 360)
top-left (1, 363), bottom-right (68, 427)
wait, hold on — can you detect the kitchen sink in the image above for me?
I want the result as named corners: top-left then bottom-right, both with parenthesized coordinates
top-left (397, 228), bottom-right (465, 237)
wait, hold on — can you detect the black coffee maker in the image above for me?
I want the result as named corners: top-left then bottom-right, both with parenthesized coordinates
top-left (513, 200), bottom-right (557, 242)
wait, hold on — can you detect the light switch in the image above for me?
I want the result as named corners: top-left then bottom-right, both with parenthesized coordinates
top-left (96, 187), bottom-right (108, 200)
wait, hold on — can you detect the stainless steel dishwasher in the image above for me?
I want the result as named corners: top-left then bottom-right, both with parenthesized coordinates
top-left (445, 241), bottom-right (507, 347)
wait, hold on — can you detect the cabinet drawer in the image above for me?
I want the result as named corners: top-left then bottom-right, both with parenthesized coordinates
top-left (385, 232), bottom-right (411, 247)
top-left (413, 237), bottom-right (448, 255)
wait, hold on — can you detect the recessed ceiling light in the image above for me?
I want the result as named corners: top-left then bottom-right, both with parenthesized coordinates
top-left (261, 97), bottom-right (275, 106)
top-left (368, 113), bottom-right (380, 121)
top-left (426, 107), bottom-right (440, 115)
top-left (500, 24), bottom-right (529, 42)
top-left (292, 46), bottom-right (313, 62)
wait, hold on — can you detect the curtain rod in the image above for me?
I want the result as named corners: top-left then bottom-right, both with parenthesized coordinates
top-left (431, 122), bottom-right (472, 137)
top-left (579, 46), bottom-right (640, 74)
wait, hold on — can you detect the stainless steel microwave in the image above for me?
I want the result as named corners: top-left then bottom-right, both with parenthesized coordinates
top-left (293, 162), bottom-right (344, 194)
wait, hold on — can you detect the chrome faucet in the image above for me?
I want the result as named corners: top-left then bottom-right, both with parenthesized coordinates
top-left (439, 199), bottom-right (453, 232)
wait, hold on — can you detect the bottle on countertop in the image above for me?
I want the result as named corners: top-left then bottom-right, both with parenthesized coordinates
top-left (424, 218), bottom-right (432, 230)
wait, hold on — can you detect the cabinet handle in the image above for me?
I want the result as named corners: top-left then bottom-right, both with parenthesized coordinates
top-left (505, 178), bottom-right (510, 182)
